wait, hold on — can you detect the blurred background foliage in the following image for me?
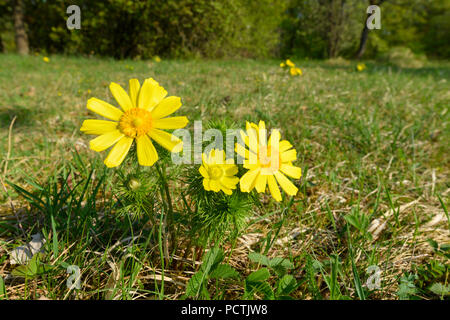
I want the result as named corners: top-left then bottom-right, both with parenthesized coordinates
top-left (0, 0), bottom-right (449, 60)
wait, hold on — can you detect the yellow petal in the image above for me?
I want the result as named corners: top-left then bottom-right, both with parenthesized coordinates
top-left (274, 171), bottom-right (298, 196)
top-left (90, 130), bottom-right (124, 152)
top-left (210, 180), bottom-right (220, 192)
top-left (240, 168), bottom-right (260, 192)
top-left (258, 120), bottom-right (267, 145)
top-left (247, 126), bottom-right (259, 153)
top-left (224, 165), bottom-right (238, 176)
top-left (279, 140), bottom-right (293, 153)
top-left (104, 136), bottom-right (133, 168)
top-left (110, 82), bottom-right (133, 111)
top-left (138, 78), bottom-right (167, 110)
top-left (87, 98), bottom-right (123, 121)
top-left (148, 129), bottom-right (183, 152)
top-left (153, 116), bottom-right (188, 129)
top-left (221, 186), bottom-right (232, 195)
top-left (280, 164), bottom-right (302, 179)
top-left (151, 96), bottom-right (182, 119)
top-left (281, 149), bottom-right (297, 162)
top-left (235, 143), bottom-right (249, 159)
top-left (221, 176), bottom-right (239, 189)
top-left (203, 178), bottom-right (211, 191)
top-left (129, 79), bottom-right (141, 108)
top-left (136, 134), bottom-right (158, 166)
top-left (267, 175), bottom-right (282, 202)
top-left (199, 165), bottom-right (208, 178)
top-left (268, 129), bottom-right (281, 147)
top-left (80, 119), bottom-right (117, 135)
top-left (286, 59), bottom-right (295, 67)
top-left (255, 173), bottom-right (267, 193)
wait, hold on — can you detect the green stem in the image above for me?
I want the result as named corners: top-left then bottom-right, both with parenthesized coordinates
top-left (158, 206), bottom-right (165, 300)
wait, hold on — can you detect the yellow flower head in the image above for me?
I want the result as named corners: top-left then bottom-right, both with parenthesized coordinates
top-left (279, 62), bottom-right (286, 68)
top-left (153, 56), bottom-right (161, 63)
top-left (356, 63), bottom-right (366, 72)
top-left (285, 59), bottom-right (295, 68)
top-left (43, 57), bottom-right (50, 63)
top-left (290, 67), bottom-right (302, 76)
top-left (80, 78), bottom-right (189, 168)
top-left (235, 121), bottom-right (302, 202)
top-left (199, 149), bottom-right (239, 195)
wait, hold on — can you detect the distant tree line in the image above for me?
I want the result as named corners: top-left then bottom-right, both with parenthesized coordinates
top-left (0, 0), bottom-right (448, 59)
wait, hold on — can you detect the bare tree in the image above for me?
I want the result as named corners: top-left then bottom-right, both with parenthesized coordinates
top-left (13, 0), bottom-right (29, 55)
top-left (327, 0), bottom-right (347, 58)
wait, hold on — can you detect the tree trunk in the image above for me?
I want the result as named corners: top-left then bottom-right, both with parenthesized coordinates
top-left (13, 0), bottom-right (29, 55)
top-left (356, 24), bottom-right (369, 59)
top-left (327, 0), bottom-right (346, 58)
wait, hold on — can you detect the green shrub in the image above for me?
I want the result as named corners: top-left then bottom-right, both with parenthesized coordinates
top-left (380, 46), bottom-right (427, 69)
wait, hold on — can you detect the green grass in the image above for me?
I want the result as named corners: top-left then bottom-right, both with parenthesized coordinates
top-left (0, 53), bottom-right (449, 300)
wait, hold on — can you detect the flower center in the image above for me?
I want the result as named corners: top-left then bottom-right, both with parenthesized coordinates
top-left (209, 166), bottom-right (223, 180)
top-left (119, 108), bottom-right (153, 138)
top-left (258, 146), bottom-right (281, 171)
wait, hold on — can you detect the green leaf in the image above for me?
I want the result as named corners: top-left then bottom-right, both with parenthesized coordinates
top-left (276, 274), bottom-right (297, 296)
top-left (428, 283), bottom-right (449, 296)
top-left (209, 264), bottom-right (239, 280)
top-left (0, 276), bottom-right (6, 299)
top-left (200, 248), bottom-right (224, 274)
top-left (245, 278), bottom-right (274, 300)
top-left (11, 254), bottom-right (52, 278)
top-left (248, 252), bottom-right (271, 266)
top-left (246, 268), bottom-right (270, 283)
top-left (186, 271), bottom-right (205, 298)
top-left (269, 257), bottom-right (294, 276)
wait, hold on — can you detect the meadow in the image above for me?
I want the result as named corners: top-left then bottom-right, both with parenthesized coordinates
top-left (0, 54), bottom-right (448, 300)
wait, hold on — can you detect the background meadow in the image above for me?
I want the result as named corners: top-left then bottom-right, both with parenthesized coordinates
top-left (0, 0), bottom-right (449, 300)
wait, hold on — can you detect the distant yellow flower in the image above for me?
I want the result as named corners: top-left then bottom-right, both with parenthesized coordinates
top-left (285, 59), bottom-right (295, 68)
top-left (356, 63), bottom-right (366, 71)
top-left (43, 57), bottom-right (50, 63)
top-left (199, 149), bottom-right (239, 195)
top-left (290, 67), bottom-right (302, 76)
top-left (236, 121), bottom-right (301, 202)
top-left (280, 62), bottom-right (286, 68)
top-left (80, 78), bottom-right (188, 168)
top-left (153, 56), bottom-right (161, 63)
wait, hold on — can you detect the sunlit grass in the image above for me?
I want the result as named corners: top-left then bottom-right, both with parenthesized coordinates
top-left (0, 54), bottom-right (448, 300)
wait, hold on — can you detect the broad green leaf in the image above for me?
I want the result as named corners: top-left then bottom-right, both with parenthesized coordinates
top-left (246, 268), bottom-right (270, 283)
top-left (186, 271), bottom-right (205, 298)
top-left (277, 274), bottom-right (297, 295)
top-left (248, 252), bottom-right (271, 266)
top-left (209, 264), bottom-right (239, 280)
top-left (428, 283), bottom-right (449, 296)
top-left (0, 276), bottom-right (6, 299)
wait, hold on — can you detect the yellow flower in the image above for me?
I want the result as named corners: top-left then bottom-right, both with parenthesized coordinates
top-left (199, 149), bottom-right (239, 195)
top-left (356, 63), bottom-right (366, 71)
top-left (80, 78), bottom-right (189, 168)
top-left (153, 56), bottom-right (161, 63)
top-left (43, 57), bottom-right (50, 63)
top-left (290, 67), bottom-right (302, 76)
top-left (285, 59), bottom-right (295, 67)
top-left (280, 62), bottom-right (286, 68)
top-left (235, 121), bottom-right (302, 202)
